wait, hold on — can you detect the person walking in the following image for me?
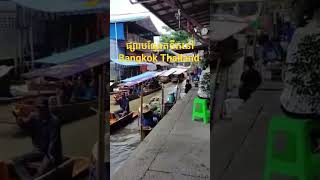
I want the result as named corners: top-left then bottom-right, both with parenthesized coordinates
top-left (238, 57), bottom-right (262, 101)
top-left (185, 80), bottom-right (192, 94)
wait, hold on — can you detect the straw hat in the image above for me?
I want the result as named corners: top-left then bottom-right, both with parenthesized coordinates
top-left (139, 103), bottom-right (151, 114)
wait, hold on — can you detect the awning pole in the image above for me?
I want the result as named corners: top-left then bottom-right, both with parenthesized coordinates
top-left (97, 64), bottom-right (106, 180)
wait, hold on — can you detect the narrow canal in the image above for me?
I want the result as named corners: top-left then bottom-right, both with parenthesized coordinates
top-left (110, 81), bottom-right (187, 175)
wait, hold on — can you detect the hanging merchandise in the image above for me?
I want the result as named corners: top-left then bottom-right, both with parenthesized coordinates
top-left (175, 9), bottom-right (181, 29)
top-left (187, 21), bottom-right (193, 33)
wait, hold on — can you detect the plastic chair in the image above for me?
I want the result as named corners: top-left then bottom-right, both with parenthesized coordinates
top-left (264, 116), bottom-right (320, 180)
top-left (192, 97), bottom-right (210, 124)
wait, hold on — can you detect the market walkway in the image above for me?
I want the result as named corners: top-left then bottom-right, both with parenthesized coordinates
top-left (212, 81), bottom-right (284, 180)
top-left (111, 89), bottom-right (210, 180)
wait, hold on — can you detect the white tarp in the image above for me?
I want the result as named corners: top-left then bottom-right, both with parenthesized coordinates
top-left (0, 65), bottom-right (13, 78)
top-left (155, 70), bottom-right (167, 76)
top-left (160, 68), bottom-right (177, 77)
top-left (173, 68), bottom-right (187, 75)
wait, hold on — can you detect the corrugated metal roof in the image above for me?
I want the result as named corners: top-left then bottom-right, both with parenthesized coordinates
top-left (23, 51), bottom-right (107, 79)
top-left (36, 38), bottom-right (107, 65)
top-left (11, 0), bottom-right (107, 13)
top-left (110, 14), bottom-right (149, 23)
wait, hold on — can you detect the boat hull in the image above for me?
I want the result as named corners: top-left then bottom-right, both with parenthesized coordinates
top-left (110, 112), bottom-right (136, 133)
top-left (113, 87), bottom-right (161, 104)
top-left (0, 157), bottom-right (89, 180)
top-left (13, 99), bottom-right (97, 129)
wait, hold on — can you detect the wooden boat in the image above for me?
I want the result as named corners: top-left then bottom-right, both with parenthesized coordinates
top-left (171, 74), bottom-right (185, 83)
top-left (110, 112), bottom-right (138, 133)
top-left (13, 96), bottom-right (97, 129)
top-left (0, 156), bottom-right (90, 180)
top-left (0, 96), bottom-right (24, 104)
top-left (113, 86), bottom-right (161, 104)
top-left (159, 76), bottom-right (171, 83)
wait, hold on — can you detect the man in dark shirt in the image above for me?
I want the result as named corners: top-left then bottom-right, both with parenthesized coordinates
top-left (13, 97), bottom-right (63, 180)
top-left (115, 93), bottom-right (130, 118)
top-left (185, 80), bottom-right (192, 94)
top-left (239, 57), bottom-right (262, 101)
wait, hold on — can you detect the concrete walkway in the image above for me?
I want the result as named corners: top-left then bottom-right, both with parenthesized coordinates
top-left (111, 89), bottom-right (210, 180)
top-left (212, 81), bottom-right (284, 180)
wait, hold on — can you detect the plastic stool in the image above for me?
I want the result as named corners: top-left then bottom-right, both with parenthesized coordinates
top-left (264, 116), bottom-right (320, 180)
top-left (192, 97), bottom-right (210, 124)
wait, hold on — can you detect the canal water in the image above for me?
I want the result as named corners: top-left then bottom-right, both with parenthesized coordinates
top-left (110, 82), bottom-right (187, 175)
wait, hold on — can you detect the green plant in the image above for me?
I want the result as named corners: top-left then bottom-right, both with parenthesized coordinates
top-left (200, 72), bottom-right (211, 96)
top-left (160, 28), bottom-right (192, 44)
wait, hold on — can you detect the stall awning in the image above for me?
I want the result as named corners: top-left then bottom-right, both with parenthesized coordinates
top-left (12, 0), bottom-right (107, 14)
top-left (155, 61), bottom-right (170, 67)
top-left (121, 71), bottom-right (156, 83)
top-left (23, 51), bottom-right (107, 79)
top-left (160, 68), bottom-right (177, 77)
top-left (173, 68), bottom-right (187, 75)
top-left (211, 21), bottom-right (248, 41)
top-left (36, 38), bottom-right (107, 65)
top-left (0, 66), bottom-right (13, 78)
top-left (155, 70), bottom-right (167, 76)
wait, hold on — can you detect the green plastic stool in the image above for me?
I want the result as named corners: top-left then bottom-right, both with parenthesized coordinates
top-left (264, 116), bottom-right (320, 180)
top-left (192, 97), bottom-right (210, 124)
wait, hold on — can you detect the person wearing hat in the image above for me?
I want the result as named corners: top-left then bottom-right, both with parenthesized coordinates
top-left (115, 92), bottom-right (130, 118)
top-left (140, 103), bottom-right (159, 128)
top-left (238, 57), bottom-right (262, 101)
top-left (12, 97), bottom-right (63, 180)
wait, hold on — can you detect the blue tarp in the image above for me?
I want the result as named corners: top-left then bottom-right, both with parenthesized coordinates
top-left (110, 23), bottom-right (125, 40)
top-left (121, 71), bottom-right (157, 83)
top-left (110, 58), bottom-right (153, 66)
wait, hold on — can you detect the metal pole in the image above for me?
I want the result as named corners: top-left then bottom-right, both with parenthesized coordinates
top-left (97, 64), bottom-right (106, 180)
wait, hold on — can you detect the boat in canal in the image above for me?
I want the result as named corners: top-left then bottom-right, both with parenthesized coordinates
top-left (113, 71), bottom-right (162, 104)
top-left (109, 111), bottom-right (138, 133)
top-left (0, 156), bottom-right (90, 180)
top-left (171, 68), bottom-right (187, 83)
top-left (158, 68), bottom-right (177, 83)
top-left (12, 51), bottom-right (107, 128)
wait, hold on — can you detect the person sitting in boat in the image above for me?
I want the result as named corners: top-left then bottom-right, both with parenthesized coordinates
top-left (140, 104), bottom-right (159, 128)
top-left (12, 97), bottom-right (63, 180)
top-left (72, 76), bottom-right (86, 101)
top-left (115, 93), bottom-right (130, 118)
top-left (60, 79), bottom-right (73, 104)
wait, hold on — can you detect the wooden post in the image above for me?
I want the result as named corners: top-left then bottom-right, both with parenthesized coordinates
top-left (175, 80), bottom-right (180, 102)
top-left (97, 64), bottom-right (106, 180)
top-left (140, 85), bottom-right (144, 141)
top-left (161, 83), bottom-right (164, 117)
top-left (29, 23), bottom-right (34, 70)
top-left (68, 24), bottom-right (72, 49)
top-left (86, 27), bottom-right (89, 43)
